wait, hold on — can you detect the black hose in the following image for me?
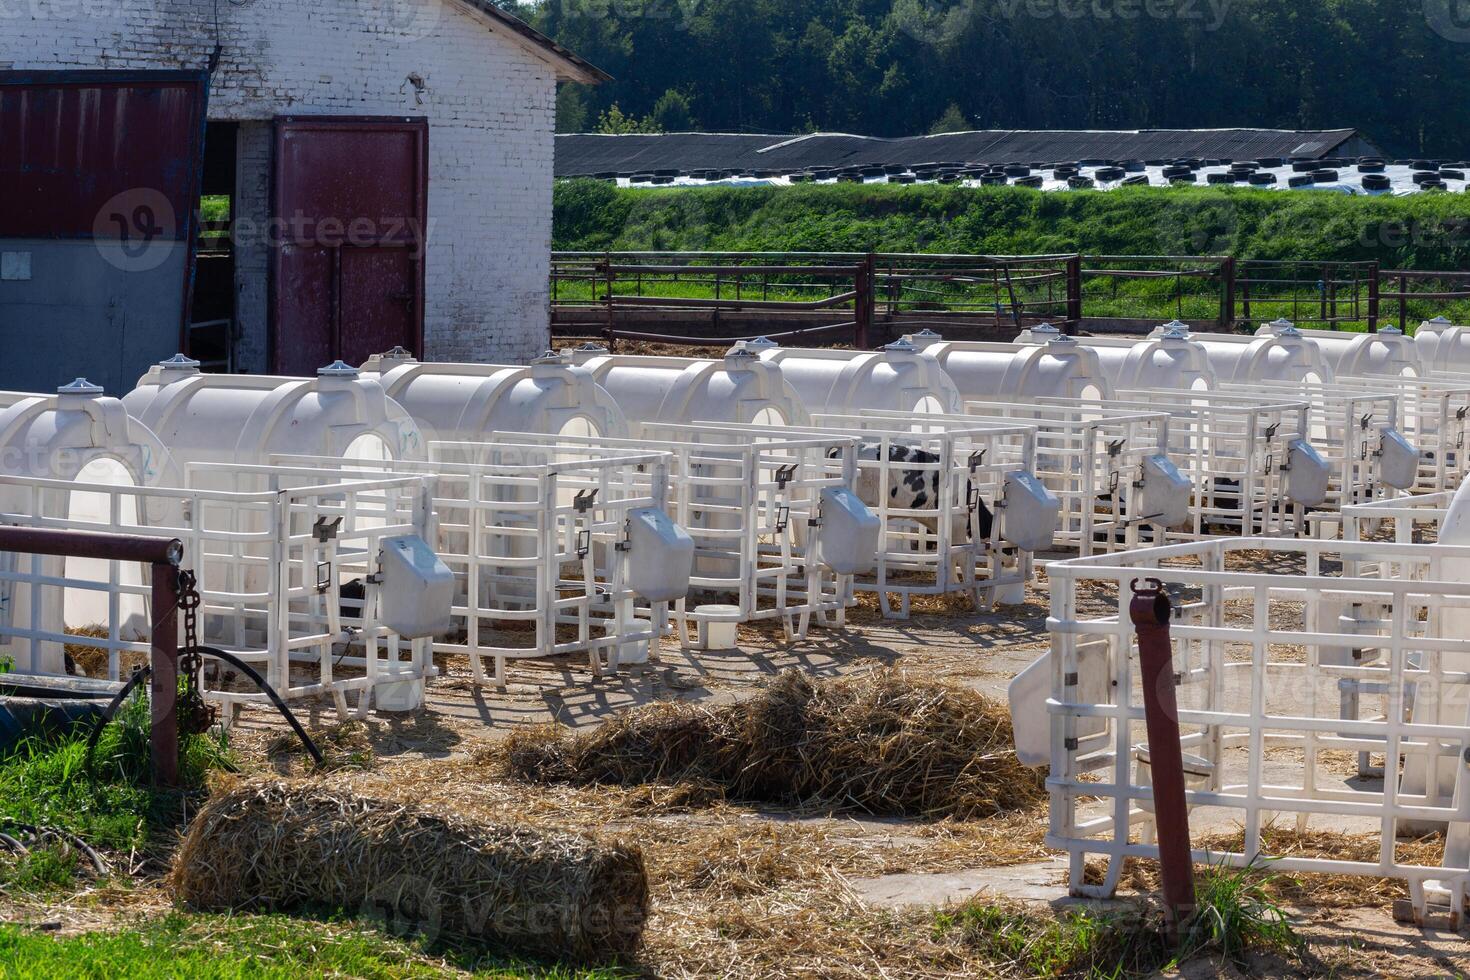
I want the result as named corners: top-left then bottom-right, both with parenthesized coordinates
top-left (82, 666), bottom-right (152, 781)
top-left (83, 647), bottom-right (324, 778)
top-left (190, 646), bottom-right (324, 768)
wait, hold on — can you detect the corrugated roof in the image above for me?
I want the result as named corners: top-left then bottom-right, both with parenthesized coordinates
top-left (556, 128), bottom-right (1367, 175)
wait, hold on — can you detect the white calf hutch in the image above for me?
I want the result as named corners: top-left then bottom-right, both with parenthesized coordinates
top-left (124, 357), bottom-right (426, 467)
top-left (741, 338), bottom-right (963, 415)
top-left (1032, 536), bottom-right (1470, 925)
top-left (489, 426), bottom-right (872, 645)
top-left (361, 349), bottom-right (629, 443)
top-left (0, 454), bottom-right (439, 718)
top-left (0, 382), bottom-right (180, 675)
top-left (1101, 389), bottom-right (1329, 540)
top-left (1416, 317), bottom-right (1470, 376)
top-left (565, 346), bottom-right (809, 429)
top-left (1017, 322), bottom-right (1218, 392)
top-left (1256, 321), bottom-right (1422, 379)
top-left (1161, 322), bottom-right (1336, 384)
top-left (903, 330), bottom-right (1114, 403)
top-left (952, 402), bottom-right (1187, 555)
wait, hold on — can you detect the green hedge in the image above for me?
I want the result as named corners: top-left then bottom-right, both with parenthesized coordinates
top-left (553, 181), bottom-right (1470, 268)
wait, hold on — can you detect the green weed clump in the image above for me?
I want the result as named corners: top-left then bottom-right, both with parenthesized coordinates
top-left (0, 691), bottom-right (233, 853)
top-left (934, 861), bottom-right (1306, 977)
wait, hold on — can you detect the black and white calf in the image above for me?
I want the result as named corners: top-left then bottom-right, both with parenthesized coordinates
top-left (830, 443), bottom-right (996, 541)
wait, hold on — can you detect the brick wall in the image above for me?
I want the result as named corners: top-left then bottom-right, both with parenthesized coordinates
top-left (1, 0), bottom-right (558, 367)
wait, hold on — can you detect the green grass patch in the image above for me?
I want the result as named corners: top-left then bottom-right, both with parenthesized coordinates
top-left (0, 912), bottom-right (627, 979)
top-left (0, 691), bottom-right (233, 853)
top-left (934, 862), bottom-right (1306, 978)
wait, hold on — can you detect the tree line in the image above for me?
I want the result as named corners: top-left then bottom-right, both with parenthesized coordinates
top-left (494, 0), bottom-right (1470, 157)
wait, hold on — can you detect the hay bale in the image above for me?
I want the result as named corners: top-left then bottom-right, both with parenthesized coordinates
top-left (170, 781), bottom-right (648, 961)
top-left (503, 669), bottom-right (1044, 820)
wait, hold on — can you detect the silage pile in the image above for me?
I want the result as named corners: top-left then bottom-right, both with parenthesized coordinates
top-left (170, 781), bottom-right (649, 961)
top-left (503, 668), bottom-right (1045, 819)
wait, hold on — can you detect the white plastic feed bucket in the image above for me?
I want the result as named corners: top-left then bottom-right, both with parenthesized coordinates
top-left (694, 605), bottom-right (741, 650)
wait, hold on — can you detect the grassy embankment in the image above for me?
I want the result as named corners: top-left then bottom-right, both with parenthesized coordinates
top-left (553, 181), bottom-right (1470, 329)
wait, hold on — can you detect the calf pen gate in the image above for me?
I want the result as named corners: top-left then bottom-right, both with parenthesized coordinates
top-left (487, 427), bottom-right (866, 646)
top-left (1099, 390), bottom-right (1326, 541)
top-left (951, 401), bottom-right (1186, 556)
top-left (1329, 374), bottom-right (1470, 494)
top-left (759, 413), bottom-right (1053, 618)
top-left (1041, 538), bottom-right (1470, 926)
top-left (1213, 383), bottom-right (1417, 528)
top-left (276, 444), bottom-right (686, 688)
top-left (0, 464), bottom-right (437, 721)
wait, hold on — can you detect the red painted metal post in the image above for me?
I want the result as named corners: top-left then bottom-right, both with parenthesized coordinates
top-left (1064, 255), bottom-right (1083, 334)
top-left (1220, 256), bottom-right (1235, 330)
top-left (150, 561), bottom-right (181, 788)
top-left (1129, 578), bottom-right (1196, 932)
top-left (1367, 262), bottom-right (1380, 333)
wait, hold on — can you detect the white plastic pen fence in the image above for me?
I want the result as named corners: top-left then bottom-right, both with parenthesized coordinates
top-left (700, 413), bottom-right (1041, 618)
top-left (1209, 382), bottom-right (1409, 520)
top-left (1045, 537), bottom-right (1470, 925)
top-left (275, 444), bottom-right (673, 688)
top-left (958, 400), bottom-right (1190, 553)
top-left (1101, 390), bottom-right (1318, 541)
top-left (1330, 375), bottom-right (1470, 493)
top-left (488, 427), bottom-right (860, 643)
top-left (0, 463), bottom-right (435, 721)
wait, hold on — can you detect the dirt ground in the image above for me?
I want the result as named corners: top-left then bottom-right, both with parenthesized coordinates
top-left (14, 562), bottom-right (1470, 977)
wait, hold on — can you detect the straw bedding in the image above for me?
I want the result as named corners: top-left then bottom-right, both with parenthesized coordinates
top-left (501, 668), bottom-right (1044, 819)
top-left (169, 781), bottom-right (649, 961)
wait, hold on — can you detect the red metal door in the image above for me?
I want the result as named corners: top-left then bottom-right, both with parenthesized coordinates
top-left (270, 117), bottom-right (426, 375)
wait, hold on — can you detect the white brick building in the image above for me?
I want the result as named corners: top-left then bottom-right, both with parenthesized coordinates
top-left (0, 0), bottom-right (605, 374)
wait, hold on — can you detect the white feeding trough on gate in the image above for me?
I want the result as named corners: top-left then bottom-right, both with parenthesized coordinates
top-left (0, 381), bottom-right (181, 674)
top-left (738, 338), bottom-right (963, 415)
top-left (1416, 316), bottom-right (1470, 375)
top-left (565, 345), bottom-right (809, 429)
top-left (1256, 320), bottom-right (1422, 379)
top-left (904, 327), bottom-right (1114, 403)
top-left (123, 355), bottom-right (426, 467)
top-left (1016, 321), bottom-right (1218, 392)
top-left (360, 347), bottom-right (629, 443)
top-left (1157, 320), bottom-right (1336, 384)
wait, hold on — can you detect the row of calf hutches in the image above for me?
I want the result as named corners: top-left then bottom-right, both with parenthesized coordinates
top-left (1255, 319), bottom-right (1422, 378)
top-left (739, 338), bottom-right (963, 415)
top-left (1148, 320), bottom-right (1335, 383)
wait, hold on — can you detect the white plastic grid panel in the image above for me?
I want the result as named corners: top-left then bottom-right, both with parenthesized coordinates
top-left (1044, 537), bottom-right (1470, 925)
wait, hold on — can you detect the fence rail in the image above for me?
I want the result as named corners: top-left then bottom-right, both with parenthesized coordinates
top-left (551, 251), bottom-right (1470, 350)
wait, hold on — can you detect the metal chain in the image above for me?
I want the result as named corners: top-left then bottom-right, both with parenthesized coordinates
top-left (175, 569), bottom-right (216, 737)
